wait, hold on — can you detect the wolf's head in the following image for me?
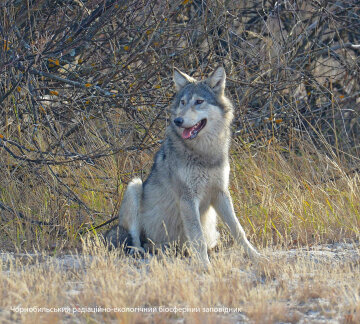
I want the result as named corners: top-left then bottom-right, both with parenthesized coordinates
top-left (170, 66), bottom-right (233, 141)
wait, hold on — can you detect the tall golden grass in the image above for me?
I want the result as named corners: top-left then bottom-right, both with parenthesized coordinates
top-left (1, 137), bottom-right (360, 323)
top-left (2, 135), bottom-right (359, 251)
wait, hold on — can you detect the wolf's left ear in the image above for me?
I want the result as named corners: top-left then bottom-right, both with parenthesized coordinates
top-left (173, 68), bottom-right (196, 92)
top-left (206, 66), bottom-right (226, 95)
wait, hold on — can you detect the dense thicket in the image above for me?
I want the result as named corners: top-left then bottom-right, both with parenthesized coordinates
top-left (1, 0), bottom-right (359, 247)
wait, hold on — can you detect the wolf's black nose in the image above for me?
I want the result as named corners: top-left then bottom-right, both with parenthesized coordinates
top-left (174, 117), bottom-right (184, 127)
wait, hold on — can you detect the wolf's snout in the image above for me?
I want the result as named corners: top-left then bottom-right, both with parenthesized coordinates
top-left (174, 117), bottom-right (184, 127)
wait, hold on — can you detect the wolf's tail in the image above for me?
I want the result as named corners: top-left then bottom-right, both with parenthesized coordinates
top-left (118, 178), bottom-right (143, 248)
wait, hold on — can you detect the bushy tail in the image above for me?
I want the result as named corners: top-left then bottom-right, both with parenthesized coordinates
top-left (104, 225), bottom-right (132, 251)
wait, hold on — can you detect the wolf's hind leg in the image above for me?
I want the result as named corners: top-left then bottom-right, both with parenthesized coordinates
top-left (118, 178), bottom-right (144, 252)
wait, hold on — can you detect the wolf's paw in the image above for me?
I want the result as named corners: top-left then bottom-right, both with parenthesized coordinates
top-left (129, 246), bottom-right (146, 257)
top-left (252, 252), bottom-right (270, 267)
top-left (200, 260), bottom-right (212, 273)
top-left (187, 256), bottom-right (211, 272)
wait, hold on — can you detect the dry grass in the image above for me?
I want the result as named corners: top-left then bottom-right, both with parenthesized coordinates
top-left (230, 140), bottom-right (360, 247)
top-left (1, 141), bottom-right (360, 323)
top-left (0, 237), bottom-right (359, 323)
top-left (2, 138), bottom-right (360, 251)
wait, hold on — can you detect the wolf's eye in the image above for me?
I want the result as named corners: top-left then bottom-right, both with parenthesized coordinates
top-left (180, 100), bottom-right (185, 105)
top-left (195, 99), bottom-right (204, 105)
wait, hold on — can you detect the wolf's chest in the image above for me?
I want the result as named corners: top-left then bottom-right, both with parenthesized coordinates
top-left (174, 161), bottom-right (229, 197)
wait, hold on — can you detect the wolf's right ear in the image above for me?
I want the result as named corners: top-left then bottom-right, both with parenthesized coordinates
top-left (173, 68), bottom-right (196, 92)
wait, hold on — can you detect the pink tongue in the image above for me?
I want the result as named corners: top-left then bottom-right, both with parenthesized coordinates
top-left (182, 126), bottom-right (195, 139)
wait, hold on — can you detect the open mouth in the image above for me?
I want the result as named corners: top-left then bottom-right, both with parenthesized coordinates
top-left (181, 119), bottom-right (207, 140)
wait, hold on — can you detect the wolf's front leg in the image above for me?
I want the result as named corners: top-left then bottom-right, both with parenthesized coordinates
top-left (179, 198), bottom-right (210, 265)
top-left (213, 190), bottom-right (262, 261)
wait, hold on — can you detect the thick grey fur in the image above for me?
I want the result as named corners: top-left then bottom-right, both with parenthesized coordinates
top-left (105, 66), bottom-right (262, 265)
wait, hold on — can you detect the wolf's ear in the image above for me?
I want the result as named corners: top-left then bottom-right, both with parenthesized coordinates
top-left (206, 66), bottom-right (226, 95)
top-left (173, 68), bottom-right (196, 92)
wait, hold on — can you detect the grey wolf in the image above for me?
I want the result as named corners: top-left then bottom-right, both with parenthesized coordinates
top-left (106, 66), bottom-right (262, 265)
